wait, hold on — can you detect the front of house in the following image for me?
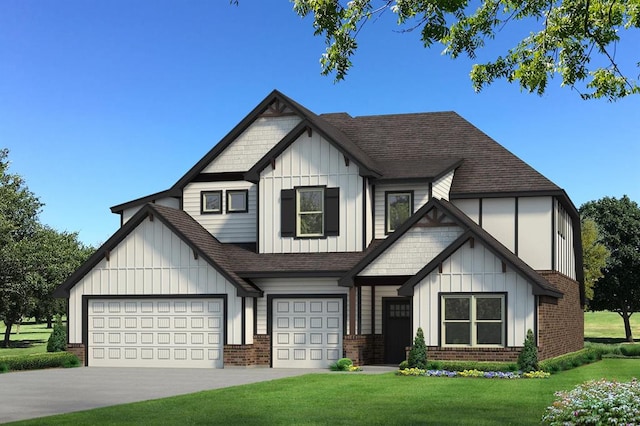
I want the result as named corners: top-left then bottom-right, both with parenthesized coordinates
top-left (54, 91), bottom-right (584, 368)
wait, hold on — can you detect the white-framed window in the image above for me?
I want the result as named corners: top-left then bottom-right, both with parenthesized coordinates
top-left (226, 190), bottom-right (248, 213)
top-left (441, 294), bottom-right (505, 347)
top-left (386, 191), bottom-right (413, 233)
top-left (297, 187), bottom-right (324, 237)
top-left (201, 191), bottom-right (222, 214)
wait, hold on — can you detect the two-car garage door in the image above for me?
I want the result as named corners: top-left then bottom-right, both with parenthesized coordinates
top-left (88, 298), bottom-right (224, 368)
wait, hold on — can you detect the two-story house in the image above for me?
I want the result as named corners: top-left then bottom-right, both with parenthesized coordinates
top-left (54, 90), bottom-right (584, 368)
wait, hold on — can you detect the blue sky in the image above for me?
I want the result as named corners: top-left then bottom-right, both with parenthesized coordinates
top-left (1, 1), bottom-right (638, 246)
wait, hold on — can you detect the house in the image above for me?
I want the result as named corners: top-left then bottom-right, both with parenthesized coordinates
top-left (54, 90), bottom-right (584, 368)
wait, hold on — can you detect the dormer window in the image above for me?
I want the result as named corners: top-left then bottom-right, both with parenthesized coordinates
top-left (201, 191), bottom-right (222, 214)
top-left (386, 191), bottom-right (413, 233)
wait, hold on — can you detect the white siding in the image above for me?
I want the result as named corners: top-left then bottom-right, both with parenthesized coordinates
top-left (482, 198), bottom-right (516, 252)
top-left (361, 226), bottom-right (464, 276)
top-left (364, 181), bottom-right (373, 247)
top-left (374, 183), bottom-right (430, 238)
top-left (412, 240), bottom-right (536, 347)
top-left (253, 278), bottom-right (350, 334)
top-left (518, 197), bottom-right (553, 270)
top-left (121, 197), bottom-right (180, 225)
top-left (68, 216), bottom-right (243, 345)
top-left (359, 286), bottom-right (372, 334)
top-left (183, 181), bottom-right (256, 243)
top-left (259, 132), bottom-right (363, 253)
top-left (432, 170), bottom-right (455, 200)
top-left (452, 198), bottom-right (480, 224)
top-left (205, 116), bottom-right (302, 173)
top-left (555, 199), bottom-right (576, 279)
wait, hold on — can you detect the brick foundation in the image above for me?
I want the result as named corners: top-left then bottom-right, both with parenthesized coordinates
top-left (343, 334), bottom-right (384, 365)
top-left (425, 346), bottom-right (521, 362)
top-left (67, 343), bottom-right (86, 365)
top-left (223, 335), bottom-right (272, 367)
top-left (537, 271), bottom-right (584, 360)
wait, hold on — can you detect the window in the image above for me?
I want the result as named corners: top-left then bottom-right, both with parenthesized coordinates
top-left (297, 187), bottom-right (324, 236)
top-left (226, 190), bottom-right (248, 213)
top-left (201, 191), bottom-right (222, 214)
top-left (442, 294), bottom-right (505, 346)
top-left (280, 187), bottom-right (340, 238)
top-left (386, 191), bottom-right (413, 233)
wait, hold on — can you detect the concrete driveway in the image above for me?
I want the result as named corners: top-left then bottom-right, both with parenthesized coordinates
top-left (0, 366), bottom-right (395, 423)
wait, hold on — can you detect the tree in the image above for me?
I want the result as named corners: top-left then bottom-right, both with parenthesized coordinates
top-left (581, 217), bottom-right (610, 302)
top-left (291, 0), bottom-right (640, 100)
top-left (517, 329), bottom-right (538, 372)
top-left (580, 196), bottom-right (640, 342)
top-left (407, 327), bottom-right (428, 369)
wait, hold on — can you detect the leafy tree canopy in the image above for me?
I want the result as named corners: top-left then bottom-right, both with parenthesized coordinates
top-left (291, 0), bottom-right (640, 100)
top-left (581, 217), bottom-right (609, 301)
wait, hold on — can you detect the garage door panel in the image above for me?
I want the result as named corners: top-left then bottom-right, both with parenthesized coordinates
top-left (272, 298), bottom-right (343, 368)
top-left (88, 298), bottom-right (223, 368)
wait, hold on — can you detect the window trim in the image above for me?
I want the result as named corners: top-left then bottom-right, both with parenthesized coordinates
top-left (201, 190), bottom-right (222, 215)
top-left (440, 293), bottom-right (506, 348)
top-left (385, 191), bottom-right (414, 234)
top-left (226, 189), bottom-right (249, 213)
top-left (296, 186), bottom-right (325, 238)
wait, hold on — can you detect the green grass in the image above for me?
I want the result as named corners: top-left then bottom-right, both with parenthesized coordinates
top-left (8, 359), bottom-right (639, 426)
top-left (0, 320), bottom-right (53, 356)
top-left (584, 310), bottom-right (640, 343)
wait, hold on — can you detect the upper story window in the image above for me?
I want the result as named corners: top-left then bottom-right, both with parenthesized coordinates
top-left (227, 190), bottom-right (248, 213)
top-left (281, 187), bottom-right (340, 239)
top-left (442, 294), bottom-right (505, 347)
top-left (297, 187), bottom-right (324, 236)
top-left (386, 191), bottom-right (413, 234)
top-left (201, 191), bottom-right (222, 214)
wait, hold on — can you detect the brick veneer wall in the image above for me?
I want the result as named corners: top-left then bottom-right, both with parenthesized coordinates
top-left (537, 271), bottom-right (584, 360)
top-left (67, 343), bottom-right (86, 366)
top-left (343, 335), bottom-right (384, 365)
top-left (426, 347), bottom-right (521, 362)
top-left (253, 335), bottom-right (271, 366)
top-left (224, 335), bottom-right (272, 367)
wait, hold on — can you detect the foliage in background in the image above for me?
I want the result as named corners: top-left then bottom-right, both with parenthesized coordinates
top-left (46, 316), bottom-right (67, 353)
top-left (407, 327), bottom-right (427, 369)
top-left (517, 329), bottom-right (539, 372)
top-left (581, 218), bottom-right (610, 302)
top-left (291, 0), bottom-right (640, 100)
top-left (581, 196), bottom-right (640, 342)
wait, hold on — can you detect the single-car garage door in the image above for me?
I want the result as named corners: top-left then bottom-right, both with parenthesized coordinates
top-left (272, 298), bottom-right (343, 368)
top-left (88, 298), bottom-right (224, 368)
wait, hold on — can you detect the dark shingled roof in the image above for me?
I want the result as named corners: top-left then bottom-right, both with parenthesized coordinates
top-left (320, 111), bottom-right (560, 194)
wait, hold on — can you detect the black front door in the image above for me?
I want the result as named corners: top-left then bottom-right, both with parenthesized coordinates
top-left (383, 298), bottom-right (412, 364)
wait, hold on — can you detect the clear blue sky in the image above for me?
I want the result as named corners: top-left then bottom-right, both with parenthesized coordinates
top-left (1, 1), bottom-right (638, 246)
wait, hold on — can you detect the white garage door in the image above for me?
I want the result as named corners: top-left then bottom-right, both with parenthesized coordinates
top-left (272, 298), bottom-right (343, 368)
top-left (88, 298), bottom-right (223, 368)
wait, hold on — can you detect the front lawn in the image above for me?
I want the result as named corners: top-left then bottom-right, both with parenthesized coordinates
top-left (9, 359), bottom-right (639, 426)
top-left (584, 310), bottom-right (640, 343)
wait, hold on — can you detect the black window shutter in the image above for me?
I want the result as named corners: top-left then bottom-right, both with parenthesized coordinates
top-left (281, 189), bottom-right (296, 237)
top-left (325, 187), bottom-right (340, 236)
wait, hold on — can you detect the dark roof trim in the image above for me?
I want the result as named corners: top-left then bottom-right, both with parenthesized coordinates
top-left (191, 172), bottom-right (247, 182)
top-left (450, 189), bottom-right (568, 199)
top-left (371, 159), bottom-right (463, 185)
top-left (110, 189), bottom-right (179, 214)
top-left (238, 271), bottom-right (347, 279)
top-left (432, 159), bottom-right (464, 182)
top-left (244, 119), bottom-right (382, 183)
top-left (54, 204), bottom-right (260, 299)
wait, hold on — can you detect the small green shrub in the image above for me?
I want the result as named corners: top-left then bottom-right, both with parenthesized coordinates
top-left (407, 327), bottom-right (427, 369)
top-left (542, 379), bottom-right (640, 424)
top-left (619, 344), bottom-right (640, 357)
top-left (426, 360), bottom-right (517, 372)
top-left (0, 352), bottom-right (80, 373)
top-left (517, 329), bottom-right (538, 372)
top-left (539, 348), bottom-right (601, 373)
top-left (398, 360), bottom-right (409, 370)
top-left (47, 316), bottom-right (67, 353)
top-left (330, 357), bottom-right (353, 371)
top-left (0, 363), bottom-right (8, 373)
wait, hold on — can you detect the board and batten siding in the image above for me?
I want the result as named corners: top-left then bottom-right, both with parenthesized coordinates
top-left (121, 197), bottom-right (180, 225)
top-left (452, 196), bottom-right (554, 271)
top-left (253, 278), bottom-right (351, 335)
top-left (204, 116), bottom-right (302, 173)
top-left (374, 182), bottom-right (430, 238)
top-left (182, 181), bottom-right (256, 243)
top-left (555, 198), bottom-right (576, 279)
top-left (67, 216), bottom-right (243, 345)
top-left (431, 170), bottom-right (455, 201)
top-left (359, 286), bottom-right (372, 334)
top-left (259, 132), bottom-right (363, 253)
top-left (360, 226), bottom-right (464, 276)
top-left (412, 240), bottom-right (536, 347)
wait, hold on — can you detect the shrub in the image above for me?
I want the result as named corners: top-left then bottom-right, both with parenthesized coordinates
top-left (619, 344), bottom-right (640, 357)
top-left (426, 360), bottom-right (517, 372)
top-left (542, 379), bottom-right (640, 425)
top-left (517, 329), bottom-right (538, 372)
top-left (539, 348), bottom-right (601, 373)
top-left (330, 357), bottom-right (354, 371)
top-left (47, 316), bottom-right (67, 353)
top-left (398, 360), bottom-right (409, 370)
top-left (407, 327), bottom-right (427, 369)
top-left (0, 352), bottom-right (80, 373)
